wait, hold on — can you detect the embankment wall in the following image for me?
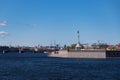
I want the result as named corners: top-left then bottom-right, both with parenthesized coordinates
top-left (48, 50), bottom-right (68, 57)
top-left (68, 51), bottom-right (106, 58)
top-left (49, 50), bottom-right (106, 58)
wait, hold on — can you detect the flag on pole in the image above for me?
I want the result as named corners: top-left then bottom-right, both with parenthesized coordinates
top-left (77, 30), bottom-right (79, 34)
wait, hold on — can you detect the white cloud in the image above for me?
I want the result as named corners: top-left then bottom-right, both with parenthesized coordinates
top-left (0, 31), bottom-right (8, 36)
top-left (0, 21), bottom-right (7, 26)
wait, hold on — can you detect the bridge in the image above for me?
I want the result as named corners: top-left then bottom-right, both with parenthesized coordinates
top-left (0, 46), bottom-right (59, 53)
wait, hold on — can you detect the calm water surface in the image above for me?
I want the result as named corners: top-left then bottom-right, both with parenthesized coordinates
top-left (0, 53), bottom-right (120, 80)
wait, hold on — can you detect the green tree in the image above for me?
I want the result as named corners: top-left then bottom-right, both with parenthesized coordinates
top-left (70, 44), bottom-right (76, 49)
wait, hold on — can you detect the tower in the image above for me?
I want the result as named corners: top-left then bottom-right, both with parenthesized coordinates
top-left (75, 30), bottom-right (81, 50)
top-left (77, 30), bottom-right (80, 43)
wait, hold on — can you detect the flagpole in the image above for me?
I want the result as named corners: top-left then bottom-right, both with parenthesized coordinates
top-left (77, 30), bottom-right (80, 43)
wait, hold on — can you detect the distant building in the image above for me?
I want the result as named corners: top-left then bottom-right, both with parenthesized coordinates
top-left (116, 43), bottom-right (120, 50)
top-left (75, 42), bottom-right (82, 50)
top-left (91, 43), bottom-right (108, 49)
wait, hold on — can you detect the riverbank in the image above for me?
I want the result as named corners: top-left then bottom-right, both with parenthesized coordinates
top-left (48, 50), bottom-right (120, 58)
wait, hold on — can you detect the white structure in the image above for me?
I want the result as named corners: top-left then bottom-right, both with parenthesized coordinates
top-left (75, 42), bottom-right (81, 50)
top-left (75, 30), bottom-right (82, 50)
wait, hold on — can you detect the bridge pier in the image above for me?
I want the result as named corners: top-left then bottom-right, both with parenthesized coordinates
top-left (3, 50), bottom-right (5, 54)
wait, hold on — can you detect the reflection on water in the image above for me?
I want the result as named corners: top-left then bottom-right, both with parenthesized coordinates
top-left (0, 53), bottom-right (120, 80)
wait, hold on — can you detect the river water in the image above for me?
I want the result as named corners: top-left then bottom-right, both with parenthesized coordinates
top-left (0, 52), bottom-right (120, 80)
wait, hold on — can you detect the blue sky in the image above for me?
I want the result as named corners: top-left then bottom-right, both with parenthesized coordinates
top-left (0, 0), bottom-right (120, 46)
